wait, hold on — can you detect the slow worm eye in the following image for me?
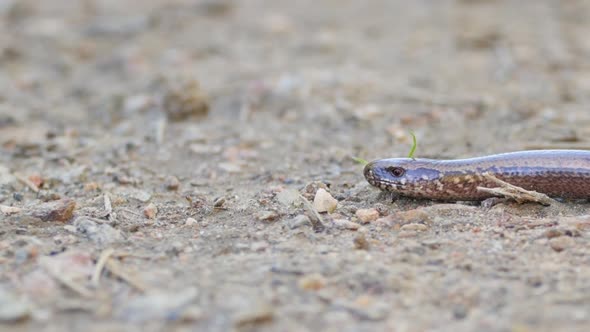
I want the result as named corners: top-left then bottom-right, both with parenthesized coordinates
top-left (387, 167), bottom-right (405, 177)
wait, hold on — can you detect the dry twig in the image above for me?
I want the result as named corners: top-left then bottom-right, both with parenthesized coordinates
top-left (92, 248), bottom-right (115, 287)
top-left (298, 194), bottom-right (325, 232)
top-left (477, 173), bottom-right (555, 206)
top-left (14, 172), bottom-right (40, 193)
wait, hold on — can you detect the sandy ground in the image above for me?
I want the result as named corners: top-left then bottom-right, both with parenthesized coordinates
top-left (1, 0), bottom-right (590, 331)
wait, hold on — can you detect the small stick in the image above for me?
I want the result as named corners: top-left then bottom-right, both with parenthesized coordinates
top-left (111, 251), bottom-right (164, 260)
top-left (92, 248), bottom-right (115, 287)
top-left (104, 193), bottom-right (112, 216)
top-left (14, 173), bottom-right (40, 193)
top-left (103, 193), bottom-right (117, 223)
top-left (477, 173), bottom-right (555, 206)
top-left (298, 194), bottom-right (325, 232)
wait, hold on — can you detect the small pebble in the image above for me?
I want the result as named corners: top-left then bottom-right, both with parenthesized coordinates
top-left (298, 273), bottom-right (326, 291)
top-left (164, 176), bottom-right (180, 191)
top-left (27, 174), bottom-right (44, 189)
top-left (313, 188), bottom-right (338, 213)
top-left (400, 223), bottom-right (429, 232)
top-left (185, 217), bottom-right (198, 226)
top-left (83, 182), bottom-right (100, 191)
top-left (0, 205), bottom-right (21, 215)
top-left (144, 203), bottom-right (158, 219)
top-left (234, 305), bottom-right (274, 327)
top-left (549, 236), bottom-right (575, 252)
top-left (288, 215), bottom-right (311, 229)
top-left (258, 210), bottom-right (279, 222)
top-left (332, 219), bottom-right (360, 230)
top-left (355, 208), bottom-right (379, 224)
top-left (353, 234), bottom-right (370, 250)
top-left (213, 196), bottom-right (226, 208)
top-left (30, 198), bottom-right (76, 222)
top-left (63, 225), bottom-right (77, 233)
top-left (162, 79), bottom-right (209, 121)
top-left (544, 229), bottom-right (563, 239)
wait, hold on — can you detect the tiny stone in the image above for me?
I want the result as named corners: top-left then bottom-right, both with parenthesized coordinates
top-left (83, 182), bottom-right (100, 191)
top-left (298, 273), bottom-right (326, 291)
top-left (400, 223), bottom-right (429, 232)
top-left (63, 225), bottom-right (77, 233)
top-left (0, 205), bottom-right (21, 215)
top-left (162, 79), bottom-right (209, 121)
top-left (30, 198), bottom-right (76, 222)
top-left (313, 188), bottom-right (338, 213)
top-left (526, 275), bottom-right (543, 287)
top-left (234, 305), bottom-right (274, 327)
top-left (288, 215), bottom-right (311, 229)
top-left (332, 219), bottom-right (360, 230)
top-left (213, 196), bottom-right (226, 208)
top-left (355, 208), bottom-right (379, 223)
top-left (164, 176), bottom-right (180, 191)
top-left (544, 229), bottom-right (563, 239)
top-left (185, 217), bottom-right (198, 226)
top-left (353, 234), bottom-right (370, 250)
top-left (258, 210), bottom-right (279, 222)
top-left (453, 305), bottom-right (468, 320)
top-left (27, 174), bottom-right (43, 189)
top-left (549, 236), bottom-right (575, 252)
top-left (144, 203), bottom-right (158, 219)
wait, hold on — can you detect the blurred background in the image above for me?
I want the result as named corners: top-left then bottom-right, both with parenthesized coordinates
top-left (1, 1), bottom-right (590, 331)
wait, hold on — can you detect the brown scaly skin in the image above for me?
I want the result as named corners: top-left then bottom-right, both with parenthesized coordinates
top-left (363, 150), bottom-right (590, 201)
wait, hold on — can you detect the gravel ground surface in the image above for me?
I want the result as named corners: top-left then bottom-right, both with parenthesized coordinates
top-left (1, 1), bottom-right (590, 331)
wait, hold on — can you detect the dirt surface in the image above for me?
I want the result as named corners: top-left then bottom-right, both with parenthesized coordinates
top-left (1, 0), bottom-right (590, 331)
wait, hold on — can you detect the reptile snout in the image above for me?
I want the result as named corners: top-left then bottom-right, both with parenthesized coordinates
top-left (363, 161), bottom-right (376, 183)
